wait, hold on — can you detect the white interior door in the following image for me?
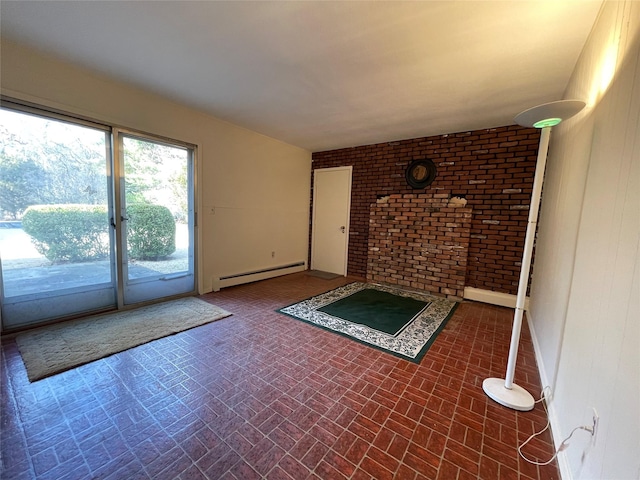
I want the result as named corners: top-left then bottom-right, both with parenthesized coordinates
top-left (311, 166), bottom-right (352, 275)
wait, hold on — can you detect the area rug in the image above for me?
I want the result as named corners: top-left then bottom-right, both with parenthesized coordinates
top-left (277, 282), bottom-right (458, 363)
top-left (16, 297), bottom-right (232, 382)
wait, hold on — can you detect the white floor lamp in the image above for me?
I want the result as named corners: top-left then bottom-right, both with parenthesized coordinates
top-left (482, 100), bottom-right (586, 411)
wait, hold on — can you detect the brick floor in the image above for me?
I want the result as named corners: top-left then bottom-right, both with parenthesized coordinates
top-left (1, 272), bottom-right (559, 479)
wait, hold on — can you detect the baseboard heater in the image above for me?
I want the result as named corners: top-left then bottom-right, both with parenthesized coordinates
top-left (214, 261), bottom-right (306, 291)
top-left (463, 287), bottom-right (529, 309)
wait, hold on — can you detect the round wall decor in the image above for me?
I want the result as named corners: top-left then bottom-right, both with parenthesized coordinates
top-left (405, 159), bottom-right (437, 189)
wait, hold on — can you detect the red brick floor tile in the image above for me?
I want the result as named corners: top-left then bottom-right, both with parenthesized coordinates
top-left (395, 464), bottom-right (418, 480)
top-left (407, 442), bottom-right (441, 471)
top-left (345, 437), bottom-right (370, 465)
top-left (365, 445), bottom-right (400, 473)
top-left (479, 454), bottom-right (500, 479)
top-left (332, 429), bottom-right (357, 455)
top-left (289, 434), bottom-right (316, 461)
top-left (321, 449), bottom-right (356, 477)
top-left (300, 441), bottom-right (329, 470)
top-left (179, 464), bottom-right (208, 480)
top-left (360, 455), bottom-right (395, 480)
top-left (404, 451), bottom-right (439, 478)
top-left (371, 426), bottom-right (395, 451)
top-left (251, 445), bottom-right (286, 476)
top-left (387, 434), bottom-right (410, 461)
top-left (315, 460), bottom-right (350, 480)
top-left (229, 460), bottom-right (261, 480)
top-left (444, 438), bottom-right (481, 476)
top-left (277, 454), bottom-right (310, 479)
top-left (265, 465), bottom-right (295, 480)
top-left (0, 273), bottom-right (559, 479)
top-left (335, 406), bottom-right (359, 428)
top-left (436, 458), bottom-right (460, 479)
top-left (347, 421), bottom-right (377, 443)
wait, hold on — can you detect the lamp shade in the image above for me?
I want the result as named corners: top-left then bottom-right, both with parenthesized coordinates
top-left (515, 100), bottom-right (585, 128)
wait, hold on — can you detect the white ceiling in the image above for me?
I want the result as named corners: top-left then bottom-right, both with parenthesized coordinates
top-left (1, 1), bottom-right (601, 152)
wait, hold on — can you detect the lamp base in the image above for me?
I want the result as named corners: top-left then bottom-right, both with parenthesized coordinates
top-left (483, 378), bottom-right (535, 411)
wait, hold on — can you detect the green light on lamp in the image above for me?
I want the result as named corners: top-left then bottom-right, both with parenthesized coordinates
top-left (533, 117), bottom-right (562, 128)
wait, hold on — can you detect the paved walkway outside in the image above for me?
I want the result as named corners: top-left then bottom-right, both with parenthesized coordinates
top-left (0, 225), bottom-right (189, 297)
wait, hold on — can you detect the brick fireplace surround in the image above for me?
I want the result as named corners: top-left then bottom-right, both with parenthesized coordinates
top-left (311, 125), bottom-right (540, 296)
top-left (368, 193), bottom-right (472, 300)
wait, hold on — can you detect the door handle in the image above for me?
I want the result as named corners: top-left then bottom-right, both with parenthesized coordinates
top-left (110, 216), bottom-right (128, 227)
top-left (340, 226), bottom-right (346, 233)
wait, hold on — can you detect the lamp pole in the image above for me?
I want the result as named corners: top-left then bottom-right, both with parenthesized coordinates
top-left (482, 100), bottom-right (584, 411)
top-left (482, 127), bottom-right (550, 411)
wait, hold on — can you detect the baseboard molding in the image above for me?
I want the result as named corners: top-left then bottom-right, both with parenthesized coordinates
top-left (525, 310), bottom-right (571, 480)
top-left (212, 262), bottom-right (306, 291)
top-left (463, 287), bottom-right (530, 309)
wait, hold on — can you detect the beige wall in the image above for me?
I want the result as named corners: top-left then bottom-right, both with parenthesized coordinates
top-left (528, 2), bottom-right (639, 478)
top-left (0, 39), bottom-right (312, 293)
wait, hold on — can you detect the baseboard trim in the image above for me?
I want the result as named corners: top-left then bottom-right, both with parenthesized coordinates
top-left (213, 262), bottom-right (306, 291)
top-left (525, 310), bottom-right (570, 480)
top-left (463, 287), bottom-right (530, 309)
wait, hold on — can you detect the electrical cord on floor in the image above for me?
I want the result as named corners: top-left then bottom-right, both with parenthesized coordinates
top-left (518, 387), bottom-right (595, 466)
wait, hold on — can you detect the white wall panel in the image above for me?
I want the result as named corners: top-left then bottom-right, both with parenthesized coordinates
top-left (529, 2), bottom-right (640, 478)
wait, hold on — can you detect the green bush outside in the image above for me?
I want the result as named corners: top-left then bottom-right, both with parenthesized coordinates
top-left (22, 203), bottom-right (177, 263)
top-left (126, 203), bottom-right (176, 260)
top-left (22, 204), bottom-right (109, 262)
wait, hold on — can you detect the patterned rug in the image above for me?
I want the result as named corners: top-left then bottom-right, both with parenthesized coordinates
top-left (16, 297), bottom-right (232, 382)
top-left (277, 282), bottom-right (458, 363)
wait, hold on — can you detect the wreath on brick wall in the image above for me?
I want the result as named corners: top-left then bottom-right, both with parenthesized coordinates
top-left (405, 159), bottom-right (437, 189)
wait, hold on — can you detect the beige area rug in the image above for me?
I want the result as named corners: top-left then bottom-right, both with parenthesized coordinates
top-left (16, 297), bottom-right (232, 382)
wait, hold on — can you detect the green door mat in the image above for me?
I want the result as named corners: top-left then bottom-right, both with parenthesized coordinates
top-left (318, 288), bottom-right (429, 336)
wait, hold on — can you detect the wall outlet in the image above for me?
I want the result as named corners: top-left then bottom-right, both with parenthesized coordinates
top-left (271, 251), bottom-right (275, 258)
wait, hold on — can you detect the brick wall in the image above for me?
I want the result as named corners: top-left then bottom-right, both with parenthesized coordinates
top-left (311, 125), bottom-right (540, 295)
top-left (368, 193), bottom-right (472, 299)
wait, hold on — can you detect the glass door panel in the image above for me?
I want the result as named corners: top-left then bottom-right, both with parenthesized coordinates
top-left (0, 108), bottom-right (116, 328)
top-left (119, 133), bottom-right (195, 305)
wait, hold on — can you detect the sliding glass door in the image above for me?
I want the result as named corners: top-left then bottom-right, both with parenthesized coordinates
top-left (0, 107), bottom-right (116, 328)
top-left (117, 132), bottom-right (195, 305)
top-left (0, 104), bottom-right (196, 330)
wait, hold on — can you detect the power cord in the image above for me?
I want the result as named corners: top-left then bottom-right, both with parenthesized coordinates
top-left (518, 387), bottom-right (595, 466)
